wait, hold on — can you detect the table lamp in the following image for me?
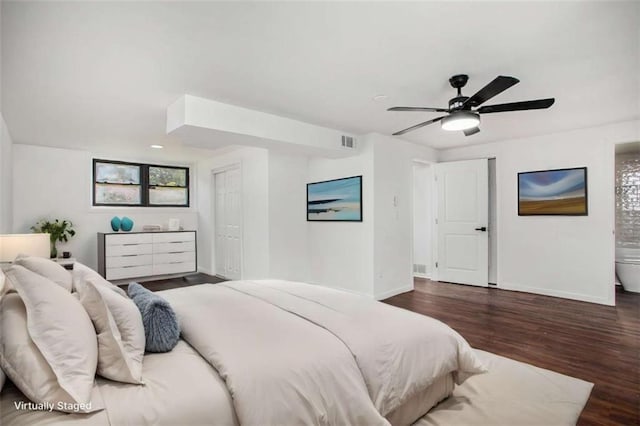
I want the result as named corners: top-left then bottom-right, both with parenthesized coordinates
top-left (0, 234), bottom-right (50, 270)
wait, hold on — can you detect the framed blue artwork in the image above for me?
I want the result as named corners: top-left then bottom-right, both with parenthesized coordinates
top-left (518, 167), bottom-right (587, 216)
top-left (307, 176), bottom-right (362, 222)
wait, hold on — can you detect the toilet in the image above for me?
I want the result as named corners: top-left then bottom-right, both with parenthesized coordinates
top-left (616, 247), bottom-right (640, 293)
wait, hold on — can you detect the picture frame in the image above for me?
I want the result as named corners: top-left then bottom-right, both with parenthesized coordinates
top-left (518, 167), bottom-right (588, 216)
top-left (307, 175), bottom-right (362, 222)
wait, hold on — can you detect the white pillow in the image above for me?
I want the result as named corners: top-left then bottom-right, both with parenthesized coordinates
top-left (0, 268), bottom-right (8, 297)
top-left (73, 262), bottom-right (127, 297)
top-left (77, 279), bottom-right (144, 384)
top-left (0, 364), bottom-right (5, 393)
top-left (3, 266), bottom-right (102, 413)
top-left (14, 254), bottom-right (72, 292)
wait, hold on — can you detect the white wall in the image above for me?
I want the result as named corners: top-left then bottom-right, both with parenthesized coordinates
top-left (307, 137), bottom-right (375, 296)
top-left (371, 134), bottom-right (437, 299)
top-left (306, 133), bottom-right (437, 298)
top-left (12, 144), bottom-right (197, 270)
top-left (268, 151), bottom-right (310, 281)
top-left (196, 146), bottom-right (270, 278)
top-left (0, 114), bottom-right (13, 233)
top-left (413, 163), bottom-right (433, 278)
top-left (439, 120), bottom-right (639, 305)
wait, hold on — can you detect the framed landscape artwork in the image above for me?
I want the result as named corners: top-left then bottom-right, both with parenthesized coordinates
top-left (518, 167), bottom-right (588, 216)
top-left (307, 175), bottom-right (362, 222)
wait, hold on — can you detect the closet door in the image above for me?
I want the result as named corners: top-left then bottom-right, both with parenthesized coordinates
top-left (214, 168), bottom-right (242, 280)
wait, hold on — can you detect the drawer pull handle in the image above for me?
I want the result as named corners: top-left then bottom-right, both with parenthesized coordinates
top-left (122, 243), bottom-right (139, 246)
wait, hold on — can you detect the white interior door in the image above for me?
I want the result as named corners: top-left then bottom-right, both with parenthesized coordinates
top-left (214, 167), bottom-right (242, 280)
top-left (435, 159), bottom-right (489, 287)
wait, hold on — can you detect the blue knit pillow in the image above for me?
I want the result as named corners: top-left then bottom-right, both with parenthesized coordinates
top-left (127, 283), bottom-right (180, 353)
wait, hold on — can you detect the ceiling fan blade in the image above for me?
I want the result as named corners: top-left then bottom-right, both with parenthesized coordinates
top-left (392, 116), bottom-right (444, 136)
top-left (463, 127), bottom-right (480, 136)
top-left (463, 76), bottom-right (519, 108)
top-left (477, 98), bottom-right (555, 114)
top-left (387, 106), bottom-right (449, 112)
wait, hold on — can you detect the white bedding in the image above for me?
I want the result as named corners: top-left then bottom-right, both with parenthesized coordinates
top-left (161, 280), bottom-right (485, 425)
top-left (1, 341), bottom-right (237, 426)
top-left (1, 279), bottom-right (486, 426)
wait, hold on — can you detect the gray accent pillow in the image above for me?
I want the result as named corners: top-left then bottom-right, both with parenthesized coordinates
top-left (127, 283), bottom-right (180, 353)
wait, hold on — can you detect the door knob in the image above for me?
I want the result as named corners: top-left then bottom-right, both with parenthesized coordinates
top-left (475, 227), bottom-right (487, 232)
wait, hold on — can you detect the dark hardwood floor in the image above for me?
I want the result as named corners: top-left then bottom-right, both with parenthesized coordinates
top-left (140, 274), bottom-right (639, 425)
top-left (118, 273), bottom-right (225, 293)
top-left (384, 279), bottom-right (640, 426)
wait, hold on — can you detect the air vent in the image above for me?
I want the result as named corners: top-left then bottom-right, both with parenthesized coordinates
top-left (413, 264), bottom-right (427, 274)
top-left (341, 135), bottom-right (355, 149)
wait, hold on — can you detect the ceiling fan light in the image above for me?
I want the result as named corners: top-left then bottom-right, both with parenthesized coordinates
top-left (441, 111), bottom-right (480, 131)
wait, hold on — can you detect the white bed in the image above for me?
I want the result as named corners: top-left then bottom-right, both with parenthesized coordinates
top-left (1, 280), bottom-right (485, 426)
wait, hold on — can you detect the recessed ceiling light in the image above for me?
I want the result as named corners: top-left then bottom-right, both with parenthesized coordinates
top-left (373, 95), bottom-right (388, 101)
top-left (150, 144), bottom-right (164, 149)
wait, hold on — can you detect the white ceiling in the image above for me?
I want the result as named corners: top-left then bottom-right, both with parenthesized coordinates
top-left (2, 1), bottom-right (639, 160)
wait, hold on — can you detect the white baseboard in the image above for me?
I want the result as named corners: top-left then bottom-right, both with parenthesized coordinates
top-left (197, 267), bottom-right (213, 275)
top-left (500, 282), bottom-right (614, 306)
top-left (325, 284), bottom-right (414, 300)
top-left (413, 273), bottom-right (432, 279)
top-left (329, 285), bottom-right (373, 298)
top-left (375, 285), bottom-right (414, 300)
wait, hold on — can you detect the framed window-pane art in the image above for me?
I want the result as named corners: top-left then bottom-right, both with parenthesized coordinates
top-left (95, 184), bottom-right (142, 205)
top-left (95, 162), bottom-right (140, 184)
top-left (149, 187), bottom-right (188, 205)
top-left (94, 160), bottom-right (142, 206)
top-left (149, 166), bottom-right (187, 187)
top-left (93, 159), bottom-right (190, 207)
top-left (148, 165), bottom-right (189, 207)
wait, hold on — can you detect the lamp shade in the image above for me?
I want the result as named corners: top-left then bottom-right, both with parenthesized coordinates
top-left (0, 234), bottom-right (50, 262)
top-left (441, 111), bottom-right (480, 131)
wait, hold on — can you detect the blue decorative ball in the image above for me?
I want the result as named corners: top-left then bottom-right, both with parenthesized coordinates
top-left (120, 216), bottom-right (134, 232)
top-left (110, 217), bottom-right (121, 232)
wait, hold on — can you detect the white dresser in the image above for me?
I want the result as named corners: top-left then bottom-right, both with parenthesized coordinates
top-left (97, 231), bottom-right (197, 281)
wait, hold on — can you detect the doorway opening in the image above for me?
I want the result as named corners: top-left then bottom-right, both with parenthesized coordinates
top-left (412, 162), bottom-right (434, 279)
top-left (614, 141), bottom-right (640, 295)
top-left (488, 158), bottom-right (497, 285)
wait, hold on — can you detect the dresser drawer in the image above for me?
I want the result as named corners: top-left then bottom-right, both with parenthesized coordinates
top-left (153, 251), bottom-right (195, 265)
top-left (106, 243), bottom-right (153, 257)
top-left (153, 241), bottom-right (195, 254)
top-left (152, 232), bottom-right (195, 244)
top-left (98, 231), bottom-right (197, 280)
top-left (152, 261), bottom-right (196, 276)
top-left (106, 254), bottom-right (153, 268)
top-left (106, 265), bottom-right (153, 281)
top-left (105, 234), bottom-right (153, 246)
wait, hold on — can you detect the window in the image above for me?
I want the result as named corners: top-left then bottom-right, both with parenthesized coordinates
top-left (93, 159), bottom-right (189, 207)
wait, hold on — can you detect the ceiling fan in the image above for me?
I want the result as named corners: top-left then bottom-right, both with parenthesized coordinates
top-left (388, 74), bottom-right (555, 137)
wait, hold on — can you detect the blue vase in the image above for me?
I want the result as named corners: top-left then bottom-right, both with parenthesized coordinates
top-left (120, 216), bottom-right (134, 232)
top-left (110, 217), bottom-right (121, 232)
